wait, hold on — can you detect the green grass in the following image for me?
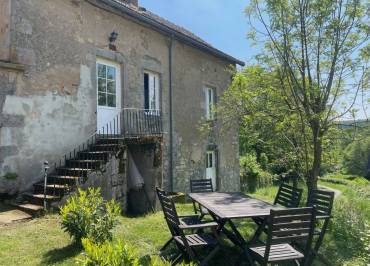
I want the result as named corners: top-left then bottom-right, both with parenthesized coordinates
top-left (0, 178), bottom-right (368, 266)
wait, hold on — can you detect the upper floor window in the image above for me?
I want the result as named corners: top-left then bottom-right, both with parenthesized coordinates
top-left (144, 71), bottom-right (160, 111)
top-left (205, 86), bottom-right (215, 120)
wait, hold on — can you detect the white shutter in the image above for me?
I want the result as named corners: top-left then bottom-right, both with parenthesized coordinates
top-left (149, 74), bottom-right (155, 110)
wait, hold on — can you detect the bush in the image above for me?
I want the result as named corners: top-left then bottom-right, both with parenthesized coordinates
top-left (240, 153), bottom-right (273, 192)
top-left (60, 187), bottom-right (121, 244)
top-left (79, 238), bottom-right (139, 266)
top-left (79, 238), bottom-right (191, 266)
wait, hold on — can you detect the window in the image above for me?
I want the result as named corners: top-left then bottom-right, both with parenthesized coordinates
top-left (205, 87), bottom-right (215, 120)
top-left (97, 63), bottom-right (117, 107)
top-left (144, 71), bottom-right (160, 111)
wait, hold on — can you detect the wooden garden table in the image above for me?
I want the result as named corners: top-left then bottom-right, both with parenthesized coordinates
top-left (188, 192), bottom-right (283, 264)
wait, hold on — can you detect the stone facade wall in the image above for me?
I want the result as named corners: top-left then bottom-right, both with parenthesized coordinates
top-left (82, 151), bottom-right (128, 212)
top-left (0, 0), bottom-right (240, 195)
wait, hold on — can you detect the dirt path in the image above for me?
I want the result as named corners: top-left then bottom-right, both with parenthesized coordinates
top-left (318, 185), bottom-right (342, 197)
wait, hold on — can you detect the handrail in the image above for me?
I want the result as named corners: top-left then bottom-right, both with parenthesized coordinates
top-left (42, 108), bottom-right (163, 204)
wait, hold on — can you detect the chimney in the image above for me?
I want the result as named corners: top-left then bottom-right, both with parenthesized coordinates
top-left (117, 0), bottom-right (138, 7)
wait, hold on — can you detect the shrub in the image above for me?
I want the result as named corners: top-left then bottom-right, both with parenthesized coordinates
top-left (79, 238), bottom-right (139, 266)
top-left (79, 239), bottom-right (191, 266)
top-left (60, 187), bottom-right (121, 244)
top-left (240, 153), bottom-right (273, 192)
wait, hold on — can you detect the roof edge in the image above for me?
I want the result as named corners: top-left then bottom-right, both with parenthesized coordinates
top-left (96, 0), bottom-right (245, 66)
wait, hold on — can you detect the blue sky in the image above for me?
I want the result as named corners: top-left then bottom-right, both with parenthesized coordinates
top-left (140, 0), bottom-right (368, 120)
top-left (140, 0), bottom-right (255, 63)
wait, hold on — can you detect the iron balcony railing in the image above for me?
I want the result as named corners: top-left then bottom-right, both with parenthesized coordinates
top-left (101, 108), bottom-right (163, 138)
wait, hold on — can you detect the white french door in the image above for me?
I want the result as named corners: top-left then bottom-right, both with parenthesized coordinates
top-left (96, 59), bottom-right (121, 133)
top-left (206, 151), bottom-right (217, 190)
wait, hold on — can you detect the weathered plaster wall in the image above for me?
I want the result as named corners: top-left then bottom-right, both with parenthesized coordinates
top-left (0, 0), bottom-right (239, 194)
top-left (171, 41), bottom-right (240, 192)
top-left (0, 0), bottom-right (11, 61)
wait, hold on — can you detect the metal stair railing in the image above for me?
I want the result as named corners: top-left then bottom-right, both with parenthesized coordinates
top-left (42, 108), bottom-right (163, 209)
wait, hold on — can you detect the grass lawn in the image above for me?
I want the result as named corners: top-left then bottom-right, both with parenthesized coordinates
top-left (0, 178), bottom-right (368, 265)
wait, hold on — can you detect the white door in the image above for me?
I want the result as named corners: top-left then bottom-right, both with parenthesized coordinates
top-left (206, 151), bottom-right (217, 190)
top-left (96, 59), bottom-right (121, 133)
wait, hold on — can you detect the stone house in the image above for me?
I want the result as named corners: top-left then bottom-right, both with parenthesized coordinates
top-left (0, 0), bottom-right (243, 213)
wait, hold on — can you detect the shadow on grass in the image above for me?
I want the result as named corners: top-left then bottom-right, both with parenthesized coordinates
top-left (41, 242), bottom-right (82, 265)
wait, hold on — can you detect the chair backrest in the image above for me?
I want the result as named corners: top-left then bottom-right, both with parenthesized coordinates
top-left (156, 187), bottom-right (181, 236)
top-left (264, 207), bottom-right (315, 263)
top-left (190, 179), bottom-right (214, 193)
top-left (156, 186), bottom-right (167, 198)
top-left (274, 183), bottom-right (303, 208)
top-left (306, 189), bottom-right (334, 218)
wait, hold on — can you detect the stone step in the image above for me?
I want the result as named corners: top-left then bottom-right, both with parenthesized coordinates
top-left (23, 193), bottom-right (61, 206)
top-left (1, 204), bottom-right (35, 221)
top-left (47, 175), bottom-right (81, 185)
top-left (77, 151), bottom-right (111, 160)
top-left (33, 183), bottom-right (70, 195)
top-left (56, 167), bottom-right (92, 177)
top-left (96, 137), bottom-right (125, 144)
top-left (24, 193), bottom-right (60, 200)
top-left (11, 203), bottom-right (44, 216)
top-left (65, 159), bottom-right (105, 169)
top-left (90, 144), bottom-right (120, 151)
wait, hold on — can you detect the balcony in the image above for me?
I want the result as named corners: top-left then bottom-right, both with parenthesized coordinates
top-left (97, 108), bottom-right (163, 138)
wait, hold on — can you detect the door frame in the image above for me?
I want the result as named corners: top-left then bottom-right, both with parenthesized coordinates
top-left (96, 57), bottom-right (122, 131)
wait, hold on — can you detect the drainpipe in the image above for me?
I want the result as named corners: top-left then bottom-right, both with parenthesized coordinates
top-left (168, 36), bottom-right (174, 192)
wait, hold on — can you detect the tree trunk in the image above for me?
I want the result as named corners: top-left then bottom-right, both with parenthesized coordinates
top-left (307, 122), bottom-right (322, 195)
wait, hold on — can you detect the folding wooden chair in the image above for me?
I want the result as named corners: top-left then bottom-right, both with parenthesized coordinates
top-left (158, 189), bottom-right (221, 265)
top-left (190, 179), bottom-right (213, 220)
top-left (248, 207), bottom-right (315, 266)
top-left (304, 189), bottom-right (334, 264)
top-left (251, 183), bottom-right (303, 243)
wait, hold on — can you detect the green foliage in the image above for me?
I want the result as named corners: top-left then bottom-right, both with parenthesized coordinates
top-left (60, 188), bottom-right (121, 244)
top-left (240, 153), bottom-right (273, 192)
top-left (2, 172), bottom-right (18, 180)
top-left (219, 66), bottom-right (312, 178)
top-left (326, 184), bottom-right (370, 265)
top-left (359, 222), bottom-right (370, 263)
top-left (343, 135), bottom-right (370, 177)
top-left (244, 0), bottom-right (369, 190)
top-left (79, 238), bottom-right (139, 266)
top-left (79, 238), bottom-right (192, 266)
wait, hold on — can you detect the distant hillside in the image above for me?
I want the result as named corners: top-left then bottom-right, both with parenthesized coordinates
top-left (336, 119), bottom-right (370, 129)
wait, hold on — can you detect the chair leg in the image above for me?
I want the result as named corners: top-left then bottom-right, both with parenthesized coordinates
top-left (306, 220), bottom-right (330, 265)
top-left (160, 237), bottom-right (174, 252)
top-left (250, 219), bottom-right (267, 244)
top-left (200, 245), bottom-right (220, 266)
top-left (171, 253), bottom-right (183, 266)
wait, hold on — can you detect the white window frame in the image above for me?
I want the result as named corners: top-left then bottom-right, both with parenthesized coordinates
top-left (205, 86), bottom-right (215, 120)
top-left (144, 71), bottom-right (160, 113)
top-left (96, 59), bottom-right (121, 110)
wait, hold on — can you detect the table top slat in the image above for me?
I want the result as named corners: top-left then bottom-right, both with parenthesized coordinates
top-left (189, 192), bottom-right (282, 219)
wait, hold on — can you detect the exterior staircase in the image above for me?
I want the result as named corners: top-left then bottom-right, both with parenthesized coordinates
top-left (13, 136), bottom-right (124, 216)
top-left (12, 108), bottom-right (163, 216)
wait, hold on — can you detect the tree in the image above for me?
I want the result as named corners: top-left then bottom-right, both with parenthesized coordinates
top-left (219, 66), bottom-right (312, 179)
top-left (246, 0), bottom-right (369, 192)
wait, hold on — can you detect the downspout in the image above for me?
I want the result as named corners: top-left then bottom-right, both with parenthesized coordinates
top-left (168, 35), bottom-right (174, 192)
